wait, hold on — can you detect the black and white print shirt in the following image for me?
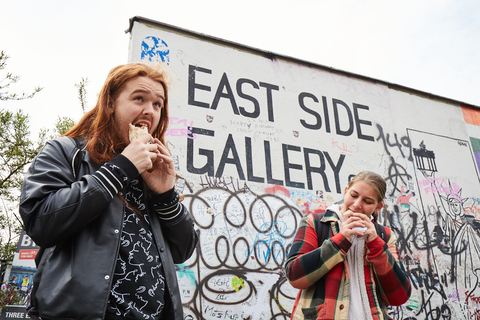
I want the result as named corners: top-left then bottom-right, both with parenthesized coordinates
top-left (106, 178), bottom-right (166, 320)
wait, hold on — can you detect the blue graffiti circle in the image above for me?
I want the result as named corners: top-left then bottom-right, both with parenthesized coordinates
top-left (141, 36), bottom-right (170, 64)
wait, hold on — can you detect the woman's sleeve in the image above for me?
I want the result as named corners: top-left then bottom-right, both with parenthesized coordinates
top-left (284, 214), bottom-right (350, 289)
top-left (19, 138), bottom-right (136, 248)
top-left (366, 228), bottom-right (412, 306)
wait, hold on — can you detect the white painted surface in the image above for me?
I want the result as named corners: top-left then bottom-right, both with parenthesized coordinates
top-left (129, 17), bottom-right (480, 320)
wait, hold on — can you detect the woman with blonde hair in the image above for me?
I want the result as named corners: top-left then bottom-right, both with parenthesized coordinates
top-left (285, 171), bottom-right (411, 320)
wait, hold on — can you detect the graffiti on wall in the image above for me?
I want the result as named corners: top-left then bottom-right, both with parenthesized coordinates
top-left (129, 25), bottom-right (480, 320)
top-left (175, 124), bottom-right (480, 320)
top-left (177, 181), bottom-right (301, 319)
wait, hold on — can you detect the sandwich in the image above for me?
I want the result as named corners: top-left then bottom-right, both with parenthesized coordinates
top-left (129, 123), bottom-right (156, 172)
top-left (129, 123), bottom-right (149, 142)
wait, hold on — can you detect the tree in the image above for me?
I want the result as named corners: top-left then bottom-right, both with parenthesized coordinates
top-left (0, 52), bottom-right (81, 261)
top-left (75, 77), bottom-right (89, 114)
top-left (0, 51), bottom-right (42, 101)
top-left (56, 75), bottom-right (87, 136)
top-left (0, 51), bottom-right (81, 310)
top-left (0, 51), bottom-right (47, 260)
top-left (0, 110), bottom-right (49, 260)
top-left (53, 116), bottom-right (76, 137)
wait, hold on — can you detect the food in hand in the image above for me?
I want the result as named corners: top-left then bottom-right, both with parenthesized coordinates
top-left (129, 123), bottom-right (148, 142)
top-left (129, 123), bottom-right (156, 172)
top-left (352, 226), bottom-right (367, 233)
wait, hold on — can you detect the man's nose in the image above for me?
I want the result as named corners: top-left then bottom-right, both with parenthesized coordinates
top-left (143, 102), bottom-right (154, 114)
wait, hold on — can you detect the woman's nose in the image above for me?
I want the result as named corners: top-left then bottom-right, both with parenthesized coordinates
top-left (351, 199), bottom-right (362, 211)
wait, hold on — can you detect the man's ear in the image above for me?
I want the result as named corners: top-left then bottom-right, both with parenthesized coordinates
top-left (106, 99), bottom-right (115, 114)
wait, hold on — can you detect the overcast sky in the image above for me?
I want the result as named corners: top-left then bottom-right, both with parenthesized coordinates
top-left (1, 0), bottom-right (479, 136)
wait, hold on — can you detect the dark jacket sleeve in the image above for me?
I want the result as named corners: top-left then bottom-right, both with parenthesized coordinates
top-left (19, 137), bottom-right (136, 248)
top-left (150, 188), bottom-right (198, 263)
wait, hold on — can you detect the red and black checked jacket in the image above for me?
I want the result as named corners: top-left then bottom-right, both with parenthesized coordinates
top-left (284, 209), bottom-right (411, 320)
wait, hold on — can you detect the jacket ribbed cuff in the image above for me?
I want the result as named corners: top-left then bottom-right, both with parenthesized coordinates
top-left (151, 188), bottom-right (182, 220)
top-left (91, 155), bottom-right (138, 199)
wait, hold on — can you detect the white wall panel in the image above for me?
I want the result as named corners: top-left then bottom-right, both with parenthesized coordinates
top-left (128, 17), bottom-right (480, 320)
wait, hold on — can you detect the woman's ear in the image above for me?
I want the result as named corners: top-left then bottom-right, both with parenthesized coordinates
top-left (375, 202), bottom-right (384, 212)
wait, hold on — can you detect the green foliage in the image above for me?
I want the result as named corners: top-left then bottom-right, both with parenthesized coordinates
top-left (0, 51), bottom-right (43, 101)
top-left (75, 77), bottom-right (89, 114)
top-left (0, 284), bottom-right (23, 310)
top-left (0, 50), bottom-right (81, 261)
top-left (0, 110), bottom-right (47, 201)
top-left (53, 116), bottom-right (76, 137)
top-left (0, 109), bottom-right (48, 260)
top-left (0, 51), bottom-right (49, 261)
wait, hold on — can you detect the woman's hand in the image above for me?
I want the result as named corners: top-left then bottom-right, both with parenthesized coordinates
top-left (340, 210), bottom-right (377, 242)
top-left (360, 213), bottom-right (378, 243)
top-left (341, 210), bottom-right (378, 243)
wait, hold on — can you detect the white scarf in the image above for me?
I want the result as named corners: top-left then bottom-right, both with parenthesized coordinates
top-left (328, 205), bottom-right (374, 320)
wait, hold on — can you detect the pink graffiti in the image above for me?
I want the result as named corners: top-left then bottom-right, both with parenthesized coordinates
top-left (331, 139), bottom-right (358, 154)
top-left (397, 186), bottom-right (413, 207)
top-left (165, 117), bottom-right (196, 139)
top-left (418, 178), bottom-right (462, 199)
top-left (265, 185), bottom-right (328, 216)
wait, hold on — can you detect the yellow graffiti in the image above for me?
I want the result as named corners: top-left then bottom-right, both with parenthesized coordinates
top-left (231, 276), bottom-right (245, 292)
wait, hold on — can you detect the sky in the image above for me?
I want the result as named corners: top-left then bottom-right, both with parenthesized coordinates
top-left (1, 0), bottom-right (480, 136)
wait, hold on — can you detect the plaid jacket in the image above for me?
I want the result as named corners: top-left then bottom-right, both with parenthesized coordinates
top-left (284, 210), bottom-right (411, 320)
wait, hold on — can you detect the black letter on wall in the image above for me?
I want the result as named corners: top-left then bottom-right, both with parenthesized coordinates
top-left (188, 65), bottom-right (211, 108)
top-left (245, 137), bottom-right (264, 183)
top-left (259, 82), bottom-right (279, 122)
top-left (333, 99), bottom-right (354, 137)
top-left (304, 148), bottom-right (329, 192)
top-left (216, 134), bottom-right (245, 179)
top-left (187, 127), bottom-right (215, 175)
top-left (283, 144), bottom-right (305, 189)
top-left (264, 140), bottom-right (283, 185)
top-left (299, 92), bottom-right (321, 130)
top-left (211, 73), bottom-right (239, 115)
top-left (353, 103), bottom-right (374, 141)
top-left (237, 79), bottom-right (260, 118)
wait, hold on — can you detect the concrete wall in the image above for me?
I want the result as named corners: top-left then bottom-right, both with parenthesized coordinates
top-left (128, 17), bottom-right (480, 320)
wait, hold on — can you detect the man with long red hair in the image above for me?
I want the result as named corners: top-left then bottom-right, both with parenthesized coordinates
top-left (20, 63), bottom-right (198, 320)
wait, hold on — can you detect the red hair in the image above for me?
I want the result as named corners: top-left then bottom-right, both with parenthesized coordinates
top-left (65, 63), bottom-right (170, 164)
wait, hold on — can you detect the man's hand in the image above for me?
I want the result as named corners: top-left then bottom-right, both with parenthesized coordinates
top-left (121, 134), bottom-right (159, 173)
top-left (140, 138), bottom-right (177, 194)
